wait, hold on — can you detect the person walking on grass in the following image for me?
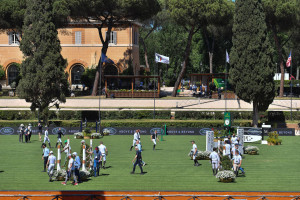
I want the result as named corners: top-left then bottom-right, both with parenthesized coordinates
top-left (130, 129), bottom-right (140, 151)
top-left (38, 122), bottom-right (43, 142)
top-left (42, 143), bottom-right (49, 172)
top-left (98, 141), bottom-right (108, 169)
top-left (131, 145), bottom-right (145, 175)
top-left (43, 126), bottom-right (51, 148)
top-left (151, 130), bottom-right (158, 150)
top-left (46, 151), bottom-right (56, 182)
top-left (62, 154), bottom-right (78, 185)
top-left (56, 128), bottom-right (64, 148)
top-left (73, 152), bottom-right (81, 183)
top-left (62, 140), bottom-right (71, 167)
top-left (89, 147), bottom-right (102, 177)
top-left (191, 140), bottom-right (200, 166)
top-left (209, 147), bottom-right (220, 176)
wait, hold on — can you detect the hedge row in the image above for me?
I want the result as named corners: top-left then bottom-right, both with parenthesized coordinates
top-left (0, 110), bottom-right (298, 122)
top-left (0, 120), bottom-right (252, 128)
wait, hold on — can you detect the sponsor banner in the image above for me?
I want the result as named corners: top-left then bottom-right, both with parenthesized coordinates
top-left (0, 127), bottom-right (295, 136)
top-left (244, 135), bottom-right (262, 143)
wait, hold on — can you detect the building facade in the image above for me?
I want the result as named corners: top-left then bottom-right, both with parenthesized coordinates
top-left (0, 22), bottom-right (140, 87)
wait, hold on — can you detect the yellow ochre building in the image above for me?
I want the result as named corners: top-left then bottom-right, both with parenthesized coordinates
top-left (0, 21), bottom-right (141, 87)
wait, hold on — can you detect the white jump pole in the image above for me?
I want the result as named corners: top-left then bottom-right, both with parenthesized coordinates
top-left (82, 144), bottom-right (86, 171)
top-left (57, 144), bottom-right (61, 171)
top-left (67, 139), bottom-right (70, 154)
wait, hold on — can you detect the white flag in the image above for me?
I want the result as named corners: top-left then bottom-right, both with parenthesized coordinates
top-left (226, 50), bottom-right (230, 63)
top-left (155, 53), bottom-right (169, 64)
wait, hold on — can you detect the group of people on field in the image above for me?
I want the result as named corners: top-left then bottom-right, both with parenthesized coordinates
top-left (191, 133), bottom-right (244, 177)
top-left (18, 123), bottom-right (33, 143)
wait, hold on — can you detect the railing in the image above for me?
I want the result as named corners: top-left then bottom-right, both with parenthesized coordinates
top-left (1, 193), bottom-right (300, 200)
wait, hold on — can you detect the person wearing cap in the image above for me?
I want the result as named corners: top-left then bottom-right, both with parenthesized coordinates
top-left (42, 143), bottom-right (50, 172)
top-left (89, 147), bottom-right (102, 177)
top-left (19, 124), bottom-right (25, 143)
top-left (73, 152), bottom-right (81, 183)
top-left (46, 151), bottom-right (56, 182)
top-left (62, 154), bottom-right (78, 185)
top-left (38, 122), bottom-right (43, 142)
top-left (43, 126), bottom-right (51, 148)
top-left (98, 141), bottom-right (108, 169)
top-left (191, 141), bottom-right (200, 166)
top-left (62, 140), bottom-right (71, 167)
top-left (131, 145), bottom-right (144, 175)
top-left (56, 127), bottom-right (64, 148)
top-left (209, 147), bottom-right (220, 176)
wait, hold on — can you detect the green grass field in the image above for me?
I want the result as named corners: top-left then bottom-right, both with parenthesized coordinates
top-left (0, 135), bottom-right (300, 191)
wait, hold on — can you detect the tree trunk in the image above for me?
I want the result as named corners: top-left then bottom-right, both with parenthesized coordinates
top-left (272, 26), bottom-right (284, 97)
top-left (140, 37), bottom-right (150, 69)
top-left (252, 100), bottom-right (259, 128)
top-left (209, 52), bottom-right (213, 74)
top-left (172, 25), bottom-right (195, 97)
top-left (91, 26), bottom-right (111, 96)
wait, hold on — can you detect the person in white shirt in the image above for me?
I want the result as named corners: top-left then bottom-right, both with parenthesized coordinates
top-left (151, 130), bottom-right (158, 150)
top-left (191, 140), bottom-right (200, 166)
top-left (62, 154), bottom-right (78, 185)
top-left (62, 140), bottom-right (71, 167)
top-left (43, 126), bottom-right (52, 148)
top-left (232, 150), bottom-right (242, 176)
top-left (224, 140), bottom-right (231, 159)
top-left (130, 130), bottom-right (140, 151)
top-left (209, 147), bottom-right (220, 176)
top-left (98, 141), bottom-right (108, 169)
top-left (46, 151), bottom-right (56, 182)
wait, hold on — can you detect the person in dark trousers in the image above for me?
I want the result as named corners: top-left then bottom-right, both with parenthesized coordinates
top-left (151, 130), bottom-right (158, 150)
top-left (73, 152), bottom-right (81, 183)
top-left (131, 146), bottom-right (144, 175)
top-left (89, 147), bottom-right (102, 177)
top-left (19, 124), bottom-right (25, 143)
top-left (56, 128), bottom-right (64, 148)
top-left (191, 140), bottom-right (200, 166)
top-left (42, 143), bottom-right (49, 172)
top-left (27, 124), bottom-right (32, 142)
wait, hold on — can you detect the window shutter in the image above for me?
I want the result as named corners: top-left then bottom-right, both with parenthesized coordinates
top-left (113, 31), bottom-right (117, 44)
top-left (8, 32), bottom-right (12, 45)
top-left (16, 33), bottom-right (20, 45)
top-left (75, 31), bottom-right (81, 44)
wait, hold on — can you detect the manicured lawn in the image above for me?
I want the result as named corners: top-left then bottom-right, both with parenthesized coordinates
top-left (0, 135), bottom-right (300, 191)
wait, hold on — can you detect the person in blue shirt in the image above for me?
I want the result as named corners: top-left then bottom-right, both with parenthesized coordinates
top-left (73, 152), bottom-right (81, 183)
top-left (131, 146), bottom-right (144, 175)
top-left (89, 147), bottom-right (102, 177)
top-left (42, 143), bottom-right (49, 172)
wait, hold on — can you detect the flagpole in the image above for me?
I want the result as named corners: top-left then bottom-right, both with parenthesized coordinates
top-left (98, 54), bottom-right (103, 133)
top-left (290, 50), bottom-right (293, 121)
top-left (153, 62), bottom-right (157, 119)
top-left (225, 51), bottom-right (228, 112)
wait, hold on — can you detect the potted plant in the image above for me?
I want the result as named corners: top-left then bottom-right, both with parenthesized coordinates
top-left (216, 170), bottom-right (236, 183)
top-left (244, 145), bottom-right (259, 155)
top-left (267, 131), bottom-right (282, 145)
top-left (83, 128), bottom-right (91, 139)
top-left (74, 132), bottom-right (84, 139)
top-left (91, 132), bottom-right (101, 139)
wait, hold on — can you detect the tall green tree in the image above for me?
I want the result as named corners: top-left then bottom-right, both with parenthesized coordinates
top-left (168, 0), bottom-right (233, 97)
top-left (16, 0), bottom-right (69, 122)
top-left (229, 0), bottom-right (275, 127)
top-left (69, 0), bottom-right (161, 96)
top-left (262, 0), bottom-right (299, 97)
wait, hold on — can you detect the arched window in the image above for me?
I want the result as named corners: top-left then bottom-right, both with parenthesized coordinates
top-left (7, 64), bottom-right (19, 85)
top-left (104, 64), bottom-right (118, 75)
top-left (71, 64), bottom-right (85, 85)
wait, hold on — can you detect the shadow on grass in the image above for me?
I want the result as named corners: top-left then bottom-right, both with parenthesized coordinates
top-left (0, 171), bottom-right (4, 173)
top-left (100, 173), bottom-right (110, 176)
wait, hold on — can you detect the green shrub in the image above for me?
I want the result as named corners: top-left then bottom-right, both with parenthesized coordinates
top-left (267, 131), bottom-right (282, 145)
top-left (221, 155), bottom-right (232, 170)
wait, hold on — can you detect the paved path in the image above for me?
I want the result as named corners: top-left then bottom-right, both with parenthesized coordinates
top-left (0, 98), bottom-right (299, 111)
